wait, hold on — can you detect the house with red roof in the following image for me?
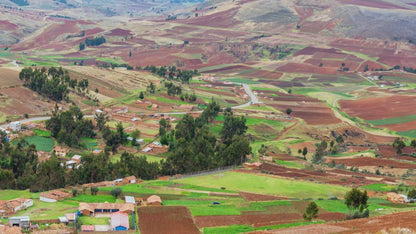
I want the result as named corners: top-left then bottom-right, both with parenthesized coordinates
top-left (111, 212), bottom-right (129, 231)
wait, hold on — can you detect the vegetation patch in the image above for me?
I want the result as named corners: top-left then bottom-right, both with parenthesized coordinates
top-left (175, 172), bottom-right (348, 198)
top-left (367, 114), bottom-right (416, 126)
top-left (24, 135), bottom-right (55, 152)
top-left (32, 129), bottom-right (52, 137)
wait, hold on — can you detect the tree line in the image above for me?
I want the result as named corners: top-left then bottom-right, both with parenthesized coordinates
top-left (0, 102), bottom-right (252, 191)
top-left (143, 65), bottom-right (198, 83)
top-left (79, 36), bottom-right (106, 50)
top-left (19, 67), bottom-right (88, 102)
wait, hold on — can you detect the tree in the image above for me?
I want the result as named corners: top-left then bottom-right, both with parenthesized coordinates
top-left (336, 135), bottom-right (344, 144)
top-left (131, 129), bottom-right (141, 146)
top-left (302, 147), bottom-right (308, 160)
top-left (90, 186), bottom-right (99, 195)
top-left (286, 108), bottom-right (292, 115)
top-left (72, 188), bottom-right (78, 197)
top-left (392, 137), bottom-right (406, 154)
top-left (111, 187), bottom-right (122, 199)
top-left (303, 202), bottom-right (319, 221)
top-left (344, 188), bottom-right (369, 219)
top-left (408, 189), bottom-right (416, 199)
top-left (79, 42), bottom-right (85, 51)
top-left (139, 91), bottom-right (144, 100)
top-left (95, 112), bottom-right (109, 131)
top-left (411, 139), bottom-right (416, 150)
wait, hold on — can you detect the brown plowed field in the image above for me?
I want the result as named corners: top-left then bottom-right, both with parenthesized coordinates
top-left (240, 192), bottom-right (288, 201)
top-left (331, 157), bottom-right (416, 169)
top-left (380, 120), bottom-right (416, 131)
top-left (277, 63), bottom-right (338, 75)
top-left (0, 87), bottom-right (54, 116)
top-left (0, 20), bottom-right (18, 30)
top-left (138, 206), bottom-right (200, 234)
top-left (0, 68), bottom-right (21, 87)
top-left (378, 145), bottom-right (414, 158)
top-left (181, 8), bottom-right (241, 28)
top-left (267, 211), bottom-right (416, 234)
top-left (106, 28), bottom-right (132, 36)
top-left (339, 95), bottom-right (416, 120)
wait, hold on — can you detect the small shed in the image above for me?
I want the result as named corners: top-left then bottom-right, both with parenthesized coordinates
top-left (9, 216), bottom-right (30, 229)
top-left (58, 217), bottom-right (68, 224)
top-left (125, 196), bottom-right (135, 204)
top-left (147, 195), bottom-right (162, 206)
top-left (111, 212), bottom-right (129, 231)
top-left (65, 213), bottom-right (76, 222)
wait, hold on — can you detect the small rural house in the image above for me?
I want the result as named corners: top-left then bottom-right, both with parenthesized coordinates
top-left (58, 217), bottom-right (68, 224)
top-left (65, 213), bottom-right (76, 222)
top-left (79, 202), bottom-right (134, 216)
top-left (9, 121), bottom-right (21, 132)
top-left (122, 176), bottom-right (137, 184)
top-left (65, 160), bottom-right (77, 169)
top-left (0, 199), bottom-right (33, 217)
top-left (146, 195), bottom-right (162, 206)
top-left (111, 212), bottom-right (129, 231)
top-left (72, 155), bottom-right (82, 164)
top-left (53, 146), bottom-right (70, 157)
top-left (40, 190), bottom-right (71, 203)
top-left (8, 216), bottom-right (30, 229)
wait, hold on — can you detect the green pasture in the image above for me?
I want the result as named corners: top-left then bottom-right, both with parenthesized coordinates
top-left (24, 135), bottom-right (55, 152)
top-left (69, 194), bottom-right (116, 203)
top-left (18, 199), bottom-right (78, 220)
top-left (0, 189), bottom-right (38, 200)
top-left (175, 171), bottom-right (349, 198)
top-left (32, 129), bottom-right (52, 137)
top-left (397, 130), bottom-right (416, 138)
top-left (79, 216), bottom-right (110, 225)
top-left (367, 114), bottom-right (416, 126)
top-left (203, 222), bottom-right (319, 234)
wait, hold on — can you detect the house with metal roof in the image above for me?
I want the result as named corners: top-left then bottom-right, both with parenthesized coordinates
top-left (111, 212), bottom-right (129, 231)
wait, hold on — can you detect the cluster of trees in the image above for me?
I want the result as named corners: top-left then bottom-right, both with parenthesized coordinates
top-left (165, 82), bottom-right (182, 96)
top-left (392, 138), bottom-right (416, 154)
top-left (312, 135), bottom-right (344, 163)
top-left (344, 188), bottom-right (369, 219)
top-left (79, 36), bottom-right (106, 50)
top-left (160, 102), bottom-right (251, 174)
top-left (144, 65), bottom-right (198, 83)
top-left (19, 67), bottom-right (72, 101)
top-left (46, 106), bottom-right (95, 147)
top-left (403, 66), bottom-right (416, 74)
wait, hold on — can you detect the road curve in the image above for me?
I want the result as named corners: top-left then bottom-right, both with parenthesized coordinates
top-left (0, 83), bottom-right (260, 127)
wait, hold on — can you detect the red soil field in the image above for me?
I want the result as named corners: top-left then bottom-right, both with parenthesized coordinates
top-left (0, 87), bottom-right (54, 116)
top-left (336, 0), bottom-right (409, 9)
top-left (378, 145), bottom-right (414, 158)
top-left (331, 157), bottom-right (416, 169)
top-left (295, 7), bottom-right (314, 23)
top-left (138, 206), bottom-right (199, 234)
top-left (300, 20), bottom-right (336, 34)
top-left (380, 120), bottom-right (416, 131)
top-left (242, 70), bottom-right (283, 79)
top-left (106, 28), bottom-right (132, 36)
top-left (339, 95), bottom-right (416, 120)
top-left (270, 211), bottom-right (416, 234)
top-left (0, 20), bottom-right (17, 30)
top-left (181, 8), bottom-right (241, 28)
top-left (277, 63), bottom-right (338, 75)
top-left (240, 192), bottom-right (289, 202)
top-left (294, 47), bottom-right (342, 56)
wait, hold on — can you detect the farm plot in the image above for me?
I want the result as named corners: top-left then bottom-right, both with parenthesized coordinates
top-left (340, 95), bottom-right (416, 131)
top-left (24, 135), bottom-right (55, 152)
top-left (0, 68), bottom-right (21, 88)
top-left (138, 206), bottom-right (200, 234)
top-left (175, 171), bottom-right (348, 199)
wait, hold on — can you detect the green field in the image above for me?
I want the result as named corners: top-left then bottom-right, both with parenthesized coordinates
top-left (32, 129), bottom-right (52, 137)
top-left (203, 222), bottom-right (318, 234)
top-left (367, 114), bottom-right (416, 126)
top-left (79, 216), bottom-right (110, 225)
top-left (81, 137), bottom-right (98, 150)
top-left (24, 135), bottom-right (55, 152)
top-left (175, 171), bottom-right (349, 198)
top-left (397, 129), bottom-right (416, 138)
top-left (69, 194), bottom-right (116, 203)
top-left (0, 189), bottom-right (38, 200)
top-left (19, 200), bottom-right (78, 220)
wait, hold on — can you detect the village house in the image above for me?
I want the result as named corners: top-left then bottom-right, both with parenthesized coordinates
top-left (53, 146), bottom-right (70, 157)
top-left (36, 151), bottom-right (51, 163)
top-left (122, 176), bottom-right (138, 184)
top-left (79, 202), bottom-right (135, 216)
top-left (65, 160), bottom-right (77, 169)
top-left (72, 155), bottom-right (82, 164)
top-left (111, 212), bottom-right (129, 231)
top-left (146, 195), bottom-right (162, 206)
top-left (40, 190), bottom-right (71, 203)
top-left (111, 106), bottom-right (128, 114)
top-left (0, 199), bottom-right (33, 218)
top-left (9, 121), bottom-right (21, 132)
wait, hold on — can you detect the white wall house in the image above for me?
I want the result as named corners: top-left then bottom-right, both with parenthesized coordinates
top-left (9, 121), bottom-right (21, 132)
